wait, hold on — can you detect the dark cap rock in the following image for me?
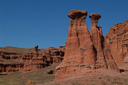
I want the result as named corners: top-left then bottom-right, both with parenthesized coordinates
top-left (89, 13), bottom-right (101, 20)
top-left (68, 10), bottom-right (87, 19)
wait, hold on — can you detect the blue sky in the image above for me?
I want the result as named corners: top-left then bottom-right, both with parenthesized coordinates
top-left (0, 0), bottom-right (128, 48)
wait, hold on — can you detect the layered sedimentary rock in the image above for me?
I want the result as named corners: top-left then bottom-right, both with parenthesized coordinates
top-left (54, 10), bottom-right (119, 81)
top-left (0, 51), bottom-right (24, 74)
top-left (55, 10), bottom-right (96, 81)
top-left (22, 45), bottom-right (47, 73)
top-left (0, 62), bottom-right (24, 74)
top-left (22, 45), bottom-right (64, 73)
top-left (106, 21), bottom-right (128, 71)
top-left (89, 13), bottom-right (118, 70)
top-left (0, 46), bottom-right (65, 74)
top-left (0, 51), bottom-right (22, 59)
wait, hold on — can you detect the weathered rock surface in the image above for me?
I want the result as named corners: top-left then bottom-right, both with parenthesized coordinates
top-left (0, 63), bottom-right (24, 74)
top-left (22, 46), bottom-right (65, 73)
top-left (106, 20), bottom-right (128, 71)
top-left (0, 51), bottom-right (22, 59)
top-left (89, 13), bottom-right (118, 71)
top-left (0, 9), bottom-right (128, 81)
top-left (54, 10), bottom-right (119, 81)
top-left (0, 46), bottom-right (65, 74)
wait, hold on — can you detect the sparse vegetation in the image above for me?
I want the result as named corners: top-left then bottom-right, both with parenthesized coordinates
top-left (0, 46), bottom-right (47, 55)
top-left (0, 47), bottom-right (128, 85)
top-left (0, 63), bottom-right (59, 85)
top-left (101, 82), bottom-right (106, 85)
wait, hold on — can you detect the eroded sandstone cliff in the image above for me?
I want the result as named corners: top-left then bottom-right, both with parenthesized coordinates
top-left (106, 21), bottom-right (128, 72)
top-left (54, 10), bottom-right (120, 81)
top-left (0, 46), bottom-right (65, 74)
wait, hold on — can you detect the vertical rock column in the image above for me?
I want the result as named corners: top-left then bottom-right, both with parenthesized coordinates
top-left (89, 13), bottom-right (107, 69)
top-left (89, 13), bottom-right (103, 51)
top-left (89, 13), bottom-right (119, 71)
top-left (34, 45), bottom-right (39, 57)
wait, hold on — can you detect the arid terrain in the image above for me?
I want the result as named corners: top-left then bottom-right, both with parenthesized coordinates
top-left (0, 9), bottom-right (128, 85)
top-left (0, 45), bottom-right (65, 75)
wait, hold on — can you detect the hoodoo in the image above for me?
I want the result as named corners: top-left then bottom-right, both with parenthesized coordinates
top-left (89, 13), bottom-right (119, 70)
top-left (54, 10), bottom-right (119, 81)
top-left (89, 13), bottom-right (102, 50)
top-left (54, 10), bottom-right (97, 81)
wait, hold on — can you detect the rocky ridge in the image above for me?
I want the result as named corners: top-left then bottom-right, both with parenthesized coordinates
top-left (0, 46), bottom-right (65, 74)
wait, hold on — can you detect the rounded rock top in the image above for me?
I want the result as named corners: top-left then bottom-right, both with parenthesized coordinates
top-left (35, 45), bottom-right (38, 48)
top-left (89, 13), bottom-right (101, 20)
top-left (68, 10), bottom-right (87, 19)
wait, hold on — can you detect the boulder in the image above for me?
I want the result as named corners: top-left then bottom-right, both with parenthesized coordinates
top-left (47, 69), bottom-right (54, 74)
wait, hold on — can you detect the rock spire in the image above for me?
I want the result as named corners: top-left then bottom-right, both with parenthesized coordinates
top-left (54, 10), bottom-right (119, 81)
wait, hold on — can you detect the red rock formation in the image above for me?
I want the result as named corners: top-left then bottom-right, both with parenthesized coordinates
top-left (22, 45), bottom-right (47, 73)
top-left (22, 53), bottom-right (34, 62)
top-left (89, 13), bottom-right (118, 70)
top-left (0, 62), bottom-right (24, 74)
top-left (89, 13), bottom-right (102, 50)
top-left (34, 45), bottom-right (38, 52)
top-left (54, 10), bottom-right (97, 81)
top-left (89, 13), bottom-right (107, 69)
top-left (106, 21), bottom-right (128, 70)
top-left (54, 10), bottom-right (119, 81)
top-left (0, 51), bottom-right (22, 59)
top-left (0, 51), bottom-right (24, 74)
top-left (22, 46), bottom-right (64, 73)
top-left (0, 46), bottom-right (65, 74)
top-left (52, 56), bottom-right (63, 64)
top-left (33, 45), bottom-right (39, 58)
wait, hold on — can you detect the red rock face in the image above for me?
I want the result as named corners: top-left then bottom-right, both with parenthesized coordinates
top-left (0, 46), bottom-right (65, 74)
top-left (0, 62), bottom-right (24, 74)
top-left (54, 10), bottom-right (96, 81)
top-left (0, 51), bottom-right (22, 59)
top-left (54, 10), bottom-right (119, 81)
top-left (89, 13), bottom-right (119, 71)
top-left (22, 46), bottom-right (64, 73)
top-left (106, 21), bottom-right (128, 68)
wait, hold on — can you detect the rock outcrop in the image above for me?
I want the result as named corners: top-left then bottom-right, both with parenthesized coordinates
top-left (0, 51), bottom-right (22, 59)
top-left (89, 13), bottom-right (118, 70)
top-left (0, 62), bottom-right (24, 74)
top-left (106, 21), bottom-right (128, 72)
top-left (0, 46), bottom-right (65, 74)
top-left (22, 45), bottom-right (48, 73)
top-left (54, 10), bottom-right (119, 81)
top-left (1, 9), bottom-right (128, 80)
top-left (22, 45), bottom-right (65, 73)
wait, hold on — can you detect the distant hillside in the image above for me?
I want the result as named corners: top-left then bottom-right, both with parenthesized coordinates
top-left (0, 46), bottom-right (47, 54)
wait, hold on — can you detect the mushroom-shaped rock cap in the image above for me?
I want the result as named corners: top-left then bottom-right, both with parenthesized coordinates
top-left (89, 13), bottom-right (101, 20)
top-left (68, 10), bottom-right (87, 19)
top-left (35, 45), bottom-right (38, 49)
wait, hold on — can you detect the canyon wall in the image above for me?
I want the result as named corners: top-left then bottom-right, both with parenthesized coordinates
top-left (106, 21), bottom-right (128, 71)
top-left (0, 46), bottom-right (65, 74)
